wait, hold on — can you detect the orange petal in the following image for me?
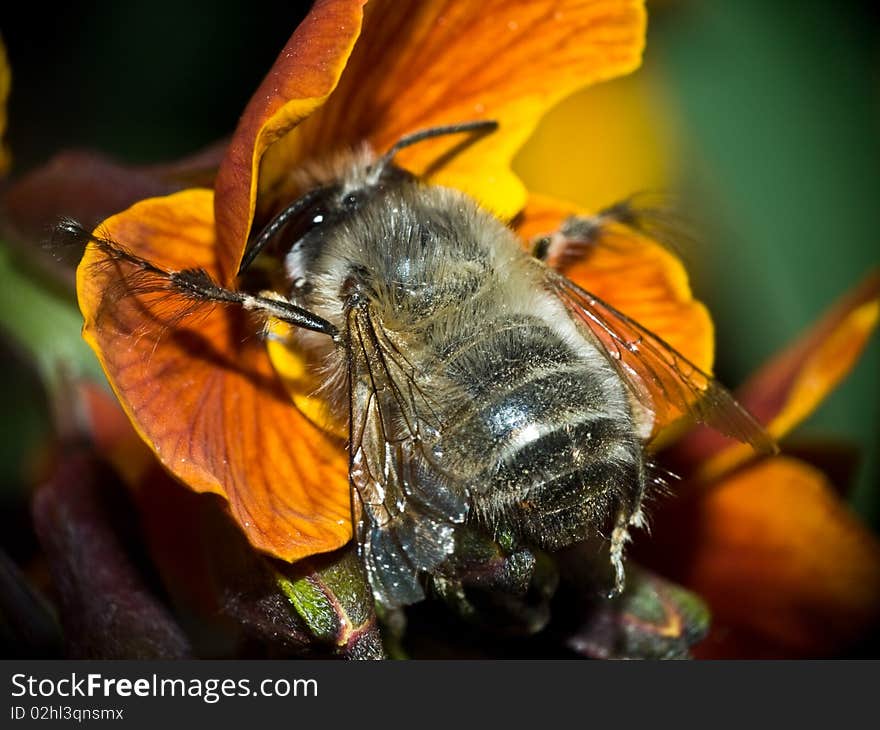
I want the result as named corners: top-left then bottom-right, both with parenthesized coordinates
top-left (76, 190), bottom-right (351, 562)
top-left (685, 272), bottom-right (880, 483)
top-left (259, 0), bottom-right (646, 224)
top-left (213, 0), bottom-right (368, 282)
top-left (650, 457), bottom-right (880, 658)
top-left (75, 380), bottom-right (153, 487)
top-left (516, 192), bottom-right (714, 374)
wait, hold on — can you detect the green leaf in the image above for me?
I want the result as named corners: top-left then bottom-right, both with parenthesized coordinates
top-left (0, 242), bottom-right (103, 394)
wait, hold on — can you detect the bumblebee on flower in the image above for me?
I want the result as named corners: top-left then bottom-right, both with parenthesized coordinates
top-left (1, 0), bottom-right (877, 659)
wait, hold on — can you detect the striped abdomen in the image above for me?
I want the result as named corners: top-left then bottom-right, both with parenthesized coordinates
top-left (432, 314), bottom-right (646, 550)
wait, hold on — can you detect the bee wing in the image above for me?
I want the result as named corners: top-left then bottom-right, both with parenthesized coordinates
top-left (548, 272), bottom-right (776, 453)
top-left (346, 305), bottom-right (468, 607)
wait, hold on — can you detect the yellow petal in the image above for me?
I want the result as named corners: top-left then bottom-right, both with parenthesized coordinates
top-left (694, 272), bottom-right (880, 483)
top-left (514, 66), bottom-right (676, 213)
top-left (265, 319), bottom-right (347, 439)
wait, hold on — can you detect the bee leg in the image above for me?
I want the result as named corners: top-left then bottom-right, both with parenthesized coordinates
top-left (530, 234), bottom-right (553, 261)
top-left (608, 503), bottom-right (646, 598)
top-left (530, 194), bottom-right (665, 268)
top-left (608, 512), bottom-right (630, 598)
top-left (431, 528), bottom-right (559, 635)
top-left (61, 219), bottom-right (339, 338)
top-left (530, 196), bottom-right (688, 270)
top-left (529, 210), bottom-right (616, 269)
top-left (168, 268), bottom-right (340, 336)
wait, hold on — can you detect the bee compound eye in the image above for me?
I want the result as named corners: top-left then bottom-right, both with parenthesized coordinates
top-left (342, 191), bottom-right (363, 210)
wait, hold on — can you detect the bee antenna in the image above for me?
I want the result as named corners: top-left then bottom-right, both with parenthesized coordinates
top-left (238, 185), bottom-right (333, 276)
top-left (373, 119), bottom-right (499, 179)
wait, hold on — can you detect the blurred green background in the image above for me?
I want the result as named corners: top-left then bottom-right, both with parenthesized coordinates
top-left (656, 0), bottom-right (879, 523)
top-left (0, 0), bottom-right (877, 568)
top-left (519, 0), bottom-right (880, 525)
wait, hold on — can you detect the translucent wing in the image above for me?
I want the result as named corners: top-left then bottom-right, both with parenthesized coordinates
top-left (548, 272), bottom-right (776, 453)
top-left (346, 304), bottom-right (469, 608)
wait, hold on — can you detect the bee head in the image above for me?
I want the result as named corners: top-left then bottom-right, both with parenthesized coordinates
top-left (238, 120), bottom-right (498, 277)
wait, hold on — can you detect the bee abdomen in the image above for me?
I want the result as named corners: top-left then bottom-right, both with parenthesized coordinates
top-left (436, 318), bottom-right (644, 550)
top-left (485, 416), bottom-right (643, 549)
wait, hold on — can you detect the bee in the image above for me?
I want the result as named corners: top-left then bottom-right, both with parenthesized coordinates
top-left (67, 120), bottom-right (774, 609)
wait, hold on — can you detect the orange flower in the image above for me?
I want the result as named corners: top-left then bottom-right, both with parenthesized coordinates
top-left (78, 0), bottom-right (661, 563)
top-left (73, 0), bottom-right (879, 657)
top-left (644, 273), bottom-right (880, 658)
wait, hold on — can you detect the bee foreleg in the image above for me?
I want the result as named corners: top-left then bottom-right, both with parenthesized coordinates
top-left (58, 218), bottom-right (338, 338)
top-left (150, 267), bottom-right (338, 337)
